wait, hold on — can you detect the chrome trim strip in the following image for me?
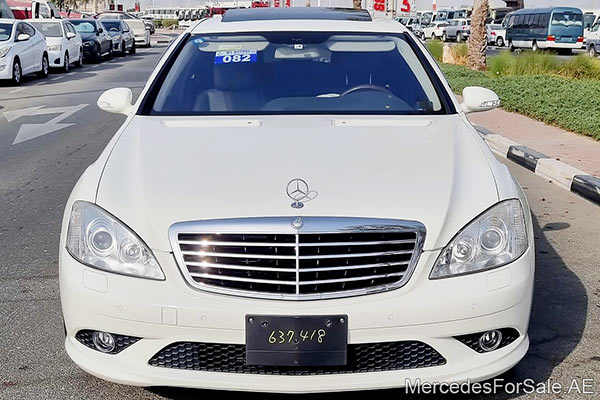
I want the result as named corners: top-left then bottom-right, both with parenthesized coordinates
top-left (298, 272), bottom-right (405, 285)
top-left (298, 250), bottom-right (413, 260)
top-left (180, 251), bottom-right (296, 260)
top-left (179, 240), bottom-right (297, 247)
top-left (185, 261), bottom-right (296, 273)
top-left (299, 239), bottom-right (416, 247)
top-left (169, 217), bottom-right (426, 301)
top-left (189, 272), bottom-right (297, 285)
top-left (299, 261), bottom-right (409, 273)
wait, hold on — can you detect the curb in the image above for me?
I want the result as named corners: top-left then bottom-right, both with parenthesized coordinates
top-left (474, 126), bottom-right (600, 206)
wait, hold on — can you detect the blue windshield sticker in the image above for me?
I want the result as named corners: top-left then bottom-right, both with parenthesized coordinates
top-left (193, 38), bottom-right (205, 44)
top-left (214, 50), bottom-right (257, 64)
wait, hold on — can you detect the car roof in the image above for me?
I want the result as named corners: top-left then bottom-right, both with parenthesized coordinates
top-left (222, 7), bottom-right (371, 22)
top-left (511, 7), bottom-right (583, 15)
top-left (190, 8), bottom-right (406, 34)
top-left (26, 18), bottom-right (64, 23)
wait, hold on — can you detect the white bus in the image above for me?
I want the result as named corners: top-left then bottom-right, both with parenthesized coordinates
top-left (144, 7), bottom-right (179, 20)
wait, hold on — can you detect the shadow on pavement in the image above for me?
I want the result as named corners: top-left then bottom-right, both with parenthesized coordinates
top-left (147, 216), bottom-right (587, 399)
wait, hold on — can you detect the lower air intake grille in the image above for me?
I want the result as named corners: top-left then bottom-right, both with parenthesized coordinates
top-left (148, 341), bottom-right (446, 375)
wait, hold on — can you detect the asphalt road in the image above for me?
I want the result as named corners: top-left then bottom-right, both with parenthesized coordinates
top-left (0, 45), bottom-right (599, 399)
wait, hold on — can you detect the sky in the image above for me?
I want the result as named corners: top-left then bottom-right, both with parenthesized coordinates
top-left (138, 0), bottom-right (598, 12)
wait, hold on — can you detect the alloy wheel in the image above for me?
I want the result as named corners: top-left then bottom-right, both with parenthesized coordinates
top-left (12, 61), bottom-right (21, 85)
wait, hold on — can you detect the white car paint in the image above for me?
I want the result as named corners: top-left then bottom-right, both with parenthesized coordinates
top-left (124, 18), bottom-right (150, 47)
top-left (60, 12), bottom-right (535, 392)
top-left (0, 18), bottom-right (48, 84)
top-left (486, 23), bottom-right (506, 46)
top-left (423, 21), bottom-right (449, 40)
top-left (27, 19), bottom-right (82, 70)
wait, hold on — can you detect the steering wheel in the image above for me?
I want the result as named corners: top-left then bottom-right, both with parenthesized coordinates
top-left (340, 84), bottom-right (393, 97)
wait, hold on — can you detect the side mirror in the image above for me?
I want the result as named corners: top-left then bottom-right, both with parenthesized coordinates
top-left (16, 33), bottom-right (30, 42)
top-left (97, 27), bottom-right (103, 34)
top-left (461, 86), bottom-right (500, 114)
top-left (66, 32), bottom-right (76, 39)
top-left (97, 88), bottom-right (134, 116)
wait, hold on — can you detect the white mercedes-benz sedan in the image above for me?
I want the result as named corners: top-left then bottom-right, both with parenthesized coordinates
top-left (60, 7), bottom-right (534, 393)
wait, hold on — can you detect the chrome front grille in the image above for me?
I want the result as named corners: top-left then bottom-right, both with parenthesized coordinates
top-left (170, 217), bottom-right (425, 300)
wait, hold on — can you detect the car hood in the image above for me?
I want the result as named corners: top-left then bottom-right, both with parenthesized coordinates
top-left (44, 37), bottom-right (63, 45)
top-left (79, 32), bottom-right (97, 41)
top-left (96, 115), bottom-right (499, 252)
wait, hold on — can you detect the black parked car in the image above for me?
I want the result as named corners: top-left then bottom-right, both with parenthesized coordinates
top-left (69, 19), bottom-right (113, 63)
top-left (100, 19), bottom-right (136, 56)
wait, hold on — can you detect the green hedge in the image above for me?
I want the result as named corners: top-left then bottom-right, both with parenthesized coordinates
top-left (441, 63), bottom-right (600, 140)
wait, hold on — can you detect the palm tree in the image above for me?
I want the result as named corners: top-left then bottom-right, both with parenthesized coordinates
top-left (467, 0), bottom-right (489, 71)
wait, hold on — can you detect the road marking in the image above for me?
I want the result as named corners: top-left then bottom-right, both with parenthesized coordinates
top-left (9, 88), bottom-right (26, 94)
top-left (3, 104), bottom-right (89, 145)
top-left (50, 76), bottom-right (63, 81)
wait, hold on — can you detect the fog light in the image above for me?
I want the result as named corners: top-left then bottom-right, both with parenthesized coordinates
top-left (479, 329), bottom-right (502, 352)
top-left (92, 331), bottom-right (116, 353)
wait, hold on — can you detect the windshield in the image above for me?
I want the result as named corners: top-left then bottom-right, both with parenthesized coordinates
top-left (584, 14), bottom-right (597, 28)
top-left (72, 21), bottom-right (96, 33)
top-left (30, 22), bottom-right (63, 37)
top-left (102, 21), bottom-right (122, 32)
top-left (150, 32), bottom-right (444, 116)
top-left (0, 22), bottom-right (12, 41)
top-left (126, 19), bottom-right (145, 30)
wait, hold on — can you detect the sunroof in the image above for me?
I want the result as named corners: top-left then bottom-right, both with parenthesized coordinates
top-left (221, 7), bottom-right (373, 23)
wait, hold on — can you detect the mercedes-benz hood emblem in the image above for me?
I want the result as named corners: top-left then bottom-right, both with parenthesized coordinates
top-left (286, 178), bottom-right (318, 209)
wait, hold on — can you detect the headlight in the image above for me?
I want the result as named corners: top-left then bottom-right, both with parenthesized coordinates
top-left (113, 34), bottom-right (121, 41)
top-left (430, 199), bottom-right (528, 279)
top-left (0, 46), bottom-right (11, 58)
top-left (83, 41), bottom-right (94, 47)
top-left (66, 201), bottom-right (165, 280)
top-left (47, 44), bottom-right (61, 52)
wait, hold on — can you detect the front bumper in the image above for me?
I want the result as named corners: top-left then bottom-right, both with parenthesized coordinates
top-left (0, 55), bottom-right (14, 79)
top-left (134, 35), bottom-right (148, 45)
top-left (82, 44), bottom-right (97, 58)
top-left (48, 50), bottom-right (63, 67)
top-left (60, 238), bottom-right (534, 392)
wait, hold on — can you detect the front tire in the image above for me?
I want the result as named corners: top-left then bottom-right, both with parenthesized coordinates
top-left (509, 40), bottom-right (516, 52)
top-left (75, 49), bottom-right (83, 67)
top-left (129, 41), bottom-right (136, 55)
top-left (442, 32), bottom-right (448, 42)
top-left (120, 41), bottom-right (127, 56)
top-left (457, 33), bottom-right (463, 43)
top-left (37, 53), bottom-right (49, 78)
top-left (94, 46), bottom-right (102, 63)
top-left (496, 37), bottom-right (505, 47)
top-left (63, 53), bottom-right (69, 72)
top-left (590, 45), bottom-right (597, 58)
top-left (11, 59), bottom-right (22, 86)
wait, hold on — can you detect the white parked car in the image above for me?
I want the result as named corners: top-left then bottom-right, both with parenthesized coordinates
top-left (423, 21), bottom-right (449, 40)
top-left (486, 23), bottom-right (506, 47)
top-left (0, 18), bottom-right (48, 85)
top-left (28, 19), bottom-right (83, 72)
top-left (123, 18), bottom-right (150, 48)
top-left (60, 8), bottom-right (534, 393)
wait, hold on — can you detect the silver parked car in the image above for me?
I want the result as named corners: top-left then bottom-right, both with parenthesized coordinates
top-left (442, 18), bottom-right (471, 42)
